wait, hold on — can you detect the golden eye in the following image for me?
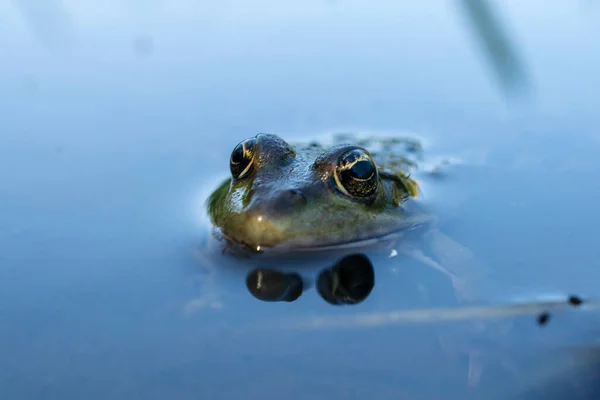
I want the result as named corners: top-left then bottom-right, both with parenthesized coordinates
top-left (230, 138), bottom-right (257, 179)
top-left (333, 149), bottom-right (378, 198)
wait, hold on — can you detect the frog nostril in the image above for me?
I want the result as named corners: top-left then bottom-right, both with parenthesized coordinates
top-left (248, 188), bottom-right (307, 215)
top-left (285, 189), bottom-right (307, 206)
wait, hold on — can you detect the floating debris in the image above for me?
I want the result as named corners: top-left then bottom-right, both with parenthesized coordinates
top-left (249, 294), bottom-right (600, 331)
top-left (537, 312), bottom-right (551, 326)
top-left (568, 295), bottom-right (583, 307)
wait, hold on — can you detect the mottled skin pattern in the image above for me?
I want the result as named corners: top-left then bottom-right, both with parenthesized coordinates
top-left (205, 132), bottom-right (512, 388)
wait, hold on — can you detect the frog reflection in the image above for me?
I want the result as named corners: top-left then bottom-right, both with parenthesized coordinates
top-left (246, 253), bottom-right (375, 305)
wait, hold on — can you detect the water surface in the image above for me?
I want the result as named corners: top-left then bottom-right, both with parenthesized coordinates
top-left (2, 1), bottom-right (600, 399)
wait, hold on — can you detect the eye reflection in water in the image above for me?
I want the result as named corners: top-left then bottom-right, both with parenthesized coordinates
top-left (245, 269), bottom-right (304, 302)
top-left (245, 253), bottom-right (375, 305)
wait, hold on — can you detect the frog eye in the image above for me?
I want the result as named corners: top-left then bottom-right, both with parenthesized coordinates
top-left (334, 149), bottom-right (378, 198)
top-left (230, 138), bottom-right (257, 179)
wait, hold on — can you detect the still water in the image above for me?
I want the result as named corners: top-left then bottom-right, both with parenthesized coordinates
top-left (2, 1), bottom-right (600, 399)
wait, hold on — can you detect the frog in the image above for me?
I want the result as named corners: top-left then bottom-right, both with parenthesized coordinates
top-left (204, 132), bottom-right (510, 387)
top-left (206, 132), bottom-right (423, 253)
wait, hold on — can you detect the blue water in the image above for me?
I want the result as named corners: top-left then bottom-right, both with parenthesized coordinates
top-left (2, 1), bottom-right (600, 399)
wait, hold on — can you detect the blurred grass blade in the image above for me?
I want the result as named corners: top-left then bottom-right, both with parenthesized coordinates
top-left (458, 0), bottom-right (532, 99)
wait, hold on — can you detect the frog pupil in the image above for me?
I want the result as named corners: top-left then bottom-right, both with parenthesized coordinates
top-left (230, 139), bottom-right (257, 179)
top-left (349, 159), bottom-right (373, 180)
top-left (231, 144), bottom-right (245, 164)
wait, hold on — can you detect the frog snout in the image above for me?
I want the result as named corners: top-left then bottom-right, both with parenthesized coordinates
top-left (262, 188), bottom-right (307, 213)
top-left (225, 188), bottom-right (309, 248)
top-left (244, 188), bottom-right (307, 216)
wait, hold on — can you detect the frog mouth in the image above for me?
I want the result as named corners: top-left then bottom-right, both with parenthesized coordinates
top-left (216, 221), bottom-right (420, 255)
top-left (215, 211), bottom-right (433, 256)
top-left (213, 201), bottom-right (433, 254)
top-left (217, 227), bottom-right (409, 256)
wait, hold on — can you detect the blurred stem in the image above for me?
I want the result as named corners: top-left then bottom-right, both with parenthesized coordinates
top-left (458, 0), bottom-right (532, 99)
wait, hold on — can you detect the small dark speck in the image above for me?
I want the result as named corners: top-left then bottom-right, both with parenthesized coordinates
top-left (133, 35), bottom-right (154, 58)
top-left (568, 295), bottom-right (583, 306)
top-left (537, 312), bottom-right (551, 326)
